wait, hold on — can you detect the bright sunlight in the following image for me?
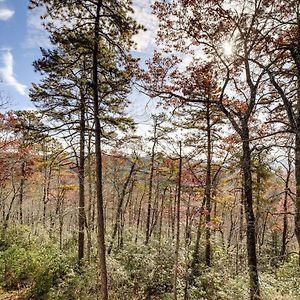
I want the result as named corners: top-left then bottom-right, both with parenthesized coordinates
top-left (223, 41), bottom-right (233, 56)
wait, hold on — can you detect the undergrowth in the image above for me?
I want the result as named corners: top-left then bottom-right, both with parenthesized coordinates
top-left (0, 226), bottom-right (299, 299)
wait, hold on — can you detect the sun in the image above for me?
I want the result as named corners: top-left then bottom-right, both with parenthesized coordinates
top-left (223, 41), bottom-right (233, 56)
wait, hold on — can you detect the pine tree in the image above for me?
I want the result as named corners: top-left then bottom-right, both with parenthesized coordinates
top-left (29, 0), bottom-right (141, 297)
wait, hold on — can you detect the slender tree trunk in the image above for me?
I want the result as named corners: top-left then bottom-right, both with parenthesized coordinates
top-left (42, 164), bottom-right (48, 227)
top-left (184, 191), bottom-right (191, 300)
top-left (241, 125), bottom-right (260, 300)
top-left (281, 158), bottom-right (291, 258)
top-left (237, 189), bottom-right (244, 274)
top-left (295, 5), bottom-right (300, 266)
top-left (3, 183), bottom-right (18, 231)
top-left (171, 186), bottom-right (177, 240)
top-left (259, 212), bottom-right (269, 253)
top-left (145, 118), bottom-right (157, 244)
top-left (135, 186), bottom-right (146, 243)
top-left (108, 160), bottom-right (136, 254)
top-left (185, 194), bottom-right (191, 248)
top-left (58, 190), bottom-right (65, 251)
top-left (41, 147), bottom-right (51, 227)
top-left (227, 207), bottom-right (235, 250)
top-left (42, 161), bottom-right (52, 228)
top-left (158, 187), bottom-right (167, 246)
top-left (1, 192), bottom-right (4, 225)
top-left (173, 141), bottom-right (182, 300)
top-left (120, 182), bottom-right (135, 248)
top-left (78, 90), bottom-right (86, 263)
top-left (87, 129), bottom-right (93, 261)
top-left (19, 161), bottom-right (25, 225)
top-left (205, 99), bottom-right (212, 266)
top-left (295, 134), bottom-right (300, 265)
top-left (256, 156), bottom-right (262, 253)
top-left (149, 181), bottom-right (161, 237)
top-left (92, 1), bottom-right (108, 298)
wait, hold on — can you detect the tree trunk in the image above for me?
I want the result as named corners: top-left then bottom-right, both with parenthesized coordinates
top-left (236, 189), bottom-right (244, 274)
top-left (255, 156), bottom-right (262, 252)
top-left (185, 194), bottom-right (191, 248)
top-left (295, 134), bottom-right (300, 265)
top-left (57, 189), bottom-right (65, 251)
top-left (281, 157), bottom-right (291, 258)
top-left (42, 160), bottom-right (52, 228)
top-left (108, 160), bottom-right (136, 254)
top-left (191, 195), bottom-right (206, 277)
top-left (158, 187), bottom-right (167, 246)
top-left (173, 141), bottom-right (182, 300)
top-left (87, 129), bottom-right (93, 261)
top-left (135, 186), bottom-right (146, 243)
top-left (120, 182), bottom-right (135, 248)
top-left (149, 181), bottom-right (161, 237)
top-left (92, 1), bottom-right (108, 298)
top-left (78, 90), bottom-right (86, 263)
top-left (3, 184), bottom-right (18, 231)
top-left (241, 126), bottom-right (260, 300)
top-left (205, 99), bottom-right (212, 266)
top-left (295, 5), bottom-right (300, 266)
top-left (145, 118), bottom-right (157, 244)
top-left (19, 161), bottom-right (25, 225)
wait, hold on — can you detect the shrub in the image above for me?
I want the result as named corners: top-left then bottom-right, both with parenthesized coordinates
top-left (113, 241), bottom-right (175, 299)
top-left (0, 226), bottom-right (76, 299)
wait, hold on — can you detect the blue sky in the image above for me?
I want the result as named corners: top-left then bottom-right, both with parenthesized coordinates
top-left (0, 0), bottom-right (158, 131)
top-left (0, 0), bottom-right (46, 110)
top-left (0, 1), bottom-right (196, 147)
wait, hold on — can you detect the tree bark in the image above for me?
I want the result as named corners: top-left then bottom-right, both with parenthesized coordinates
top-left (145, 118), bottom-right (157, 244)
top-left (295, 134), bottom-right (300, 265)
top-left (92, 1), bottom-right (108, 298)
top-left (158, 187), bottom-right (167, 246)
top-left (135, 186), bottom-right (146, 243)
top-left (19, 161), bottom-right (25, 225)
top-left (108, 160), bottom-right (136, 253)
top-left (294, 3), bottom-right (300, 266)
top-left (78, 90), bottom-right (86, 263)
top-left (280, 154), bottom-right (291, 258)
top-left (205, 99), bottom-right (212, 266)
top-left (241, 125), bottom-right (260, 300)
top-left (173, 141), bottom-right (182, 300)
top-left (86, 128), bottom-right (93, 261)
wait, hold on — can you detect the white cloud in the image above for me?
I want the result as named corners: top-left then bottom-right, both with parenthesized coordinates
top-left (0, 7), bottom-right (14, 20)
top-left (25, 1), bottom-right (156, 51)
top-left (0, 50), bottom-right (27, 96)
top-left (132, 0), bottom-right (158, 52)
top-left (24, 7), bottom-right (50, 49)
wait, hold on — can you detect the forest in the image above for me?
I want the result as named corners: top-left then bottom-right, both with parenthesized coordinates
top-left (0, 0), bottom-right (300, 299)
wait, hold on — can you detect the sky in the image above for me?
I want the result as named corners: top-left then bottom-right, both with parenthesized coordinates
top-left (0, 0), bottom-right (158, 132)
top-left (0, 0), bottom-right (44, 110)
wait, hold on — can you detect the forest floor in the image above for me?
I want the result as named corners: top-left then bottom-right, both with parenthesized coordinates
top-left (1, 226), bottom-right (299, 300)
top-left (0, 289), bottom-right (29, 300)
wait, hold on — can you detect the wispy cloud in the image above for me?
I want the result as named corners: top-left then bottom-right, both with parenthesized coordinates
top-left (0, 7), bottom-right (14, 20)
top-left (0, 50), bottom-right (27, 96)
top-left (24, 7), bottom-right (50, 49)
top-left (132, 0), bottom-right (157, 52)
top-left (24, 1), bottom-right (155, 51)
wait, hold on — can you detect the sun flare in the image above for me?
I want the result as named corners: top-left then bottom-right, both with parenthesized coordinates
top-left (223, 41), bottom-right (233, 56)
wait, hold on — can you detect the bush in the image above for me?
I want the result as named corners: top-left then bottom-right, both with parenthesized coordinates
top-left (260, 254), bottom-right (300, 300)
top-left (1, 226), bottom-right (299, 300)
top-left (0, 226), bottom-right (76, 299)
top-left (48, 263), bottom-right (97, 300)
top-left (113, 241), bottom-right (175, 299)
